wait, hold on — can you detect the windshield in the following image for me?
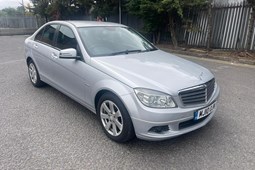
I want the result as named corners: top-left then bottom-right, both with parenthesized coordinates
top-left (78, 26), bottom-right (157, 57)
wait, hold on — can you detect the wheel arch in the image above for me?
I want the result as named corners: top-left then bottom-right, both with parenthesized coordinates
top-left (94, 89), bottom-right (126, 114)
top-left (94, 89), bottom-right (109, 113)
top-left (92, 80), bottom-right (133, 115)
top-left (26, 57), bottom-right (33, 66)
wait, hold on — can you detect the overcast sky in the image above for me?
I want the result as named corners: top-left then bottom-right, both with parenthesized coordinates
top-left (0, 0), bottom-right (31, 10)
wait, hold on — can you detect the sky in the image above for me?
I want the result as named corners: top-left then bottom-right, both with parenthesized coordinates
top-left (0, 0), bottom-right (31, 10)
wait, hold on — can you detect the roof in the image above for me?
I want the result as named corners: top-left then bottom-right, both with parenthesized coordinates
top-left (66, 21), bottom-right (125, 27)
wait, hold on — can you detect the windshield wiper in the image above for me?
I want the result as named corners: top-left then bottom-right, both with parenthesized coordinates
top-left (110, 49), bottom-right (142, 56)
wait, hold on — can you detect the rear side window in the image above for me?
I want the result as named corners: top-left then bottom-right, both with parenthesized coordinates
top-left (40, 24), bottom-right (58, 46)
top-left (34, 28), bottom-right (44, 41)
top-left (56, 25), bottom-right (77, 50)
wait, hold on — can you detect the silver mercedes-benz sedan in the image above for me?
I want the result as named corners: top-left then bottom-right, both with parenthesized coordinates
top-left (25, 21), bottom-right (220, 142)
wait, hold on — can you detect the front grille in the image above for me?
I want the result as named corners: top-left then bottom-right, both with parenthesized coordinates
top-left (179, 78), bottom-right (215, 106)
top-left (205, 78), bottom-right (215, 101)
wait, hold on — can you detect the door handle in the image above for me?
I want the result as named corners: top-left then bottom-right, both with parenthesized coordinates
top-left (33, 44), bottom-right (38, 48)
top-left (51, 52), bottom-right (58, 59)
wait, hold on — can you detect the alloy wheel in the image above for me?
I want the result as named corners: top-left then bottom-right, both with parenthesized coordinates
top-left (100, 100), bottom-right (123, 136)
top-left (29, 63), bottom-right (37, 84)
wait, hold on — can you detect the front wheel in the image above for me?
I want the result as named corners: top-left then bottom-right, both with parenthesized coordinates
top-left (97, 93), bottom-right (135, 143)
top-left (28, 60), bottom-right (45, 87)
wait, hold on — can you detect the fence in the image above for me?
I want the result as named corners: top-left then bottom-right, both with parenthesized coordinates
top-left (186, 2), bottom-right (255, 50)
top-left (1, 6), bottom-right (254, 50)
top-left (0, 16), bottom-right (45, 29)
top-left (0, 16), bottom-right (46, 35)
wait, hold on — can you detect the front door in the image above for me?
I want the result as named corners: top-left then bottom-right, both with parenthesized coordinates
top-left (47, 25), bottom-right (91, 105)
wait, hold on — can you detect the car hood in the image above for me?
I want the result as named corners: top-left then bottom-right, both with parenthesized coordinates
top-left (91, 50), bottom-right (214, 95)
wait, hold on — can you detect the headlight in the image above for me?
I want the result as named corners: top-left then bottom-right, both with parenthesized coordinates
top-left (134, 88), bottom-right (177, 108)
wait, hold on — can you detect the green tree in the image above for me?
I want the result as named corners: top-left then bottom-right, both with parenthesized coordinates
top-left (31, 0), bottom-right (93, 21)
top-left (0, 7), bottom-right (23, 16)
top-left (126, 0), bottom-right (206, 46)
top-left (78, 0), bottom-right (95, 16)
top-left (92, 0), bottom-right (119, 20)
top-left (126, 0), bottom-right (167, 44)
top-left (46, 0), bottom-right (74, 20)
top-left (31, 0), bottom-right (51, 21)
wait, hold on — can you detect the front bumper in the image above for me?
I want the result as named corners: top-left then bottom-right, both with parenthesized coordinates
top-left (121, 84), bottom-right (220, 141)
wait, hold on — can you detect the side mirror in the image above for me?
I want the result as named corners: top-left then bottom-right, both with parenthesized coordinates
top-left (59, 48), bottom-right (78, 59)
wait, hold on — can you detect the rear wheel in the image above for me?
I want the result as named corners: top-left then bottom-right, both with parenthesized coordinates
top-left (28, 60), bottom-right (45, 87)
top-left (97, 93), bottom-right (135, 143)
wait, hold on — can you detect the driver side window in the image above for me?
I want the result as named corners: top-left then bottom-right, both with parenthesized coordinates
top-left (56, 26), bottom-right (77, 50)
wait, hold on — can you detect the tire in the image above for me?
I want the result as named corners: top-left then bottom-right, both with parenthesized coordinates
top-left (97, 92), bottom-right (135, 143)
top-left (28, 60), bottom-right (45, 87)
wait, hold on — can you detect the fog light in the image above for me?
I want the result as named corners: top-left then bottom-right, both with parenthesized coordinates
top-left (149, 125), bottom-right (169, 134)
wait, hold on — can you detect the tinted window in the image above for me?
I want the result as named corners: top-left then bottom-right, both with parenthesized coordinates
top-left (56, 26), bottom-right (77, 50)
top-left (40, 24), bottom-right (58, 46)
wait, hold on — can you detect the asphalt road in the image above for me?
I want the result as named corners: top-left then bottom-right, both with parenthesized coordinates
top-left (0, 35), bottom-right (255, 170)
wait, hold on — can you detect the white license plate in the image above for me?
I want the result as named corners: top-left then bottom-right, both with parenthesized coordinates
top-left (194, 102), bottom-right (216, 120)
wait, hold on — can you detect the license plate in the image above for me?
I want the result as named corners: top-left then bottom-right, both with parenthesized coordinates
top-left (194, 102), bottom-right (216, 120)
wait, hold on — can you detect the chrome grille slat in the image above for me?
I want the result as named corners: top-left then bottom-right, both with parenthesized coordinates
top-left (184, 100), bottom-right (206, 104)
top-left (179, 78), bottom-right (215, 106)
top-left (180, 90), bottom-right (206, 97)
top-left (183, 98), bottom-right (207, 102)
top-left (182, 94), bottom-right (206, 100)
top-left (182, 93), bottom-right (206, 98)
